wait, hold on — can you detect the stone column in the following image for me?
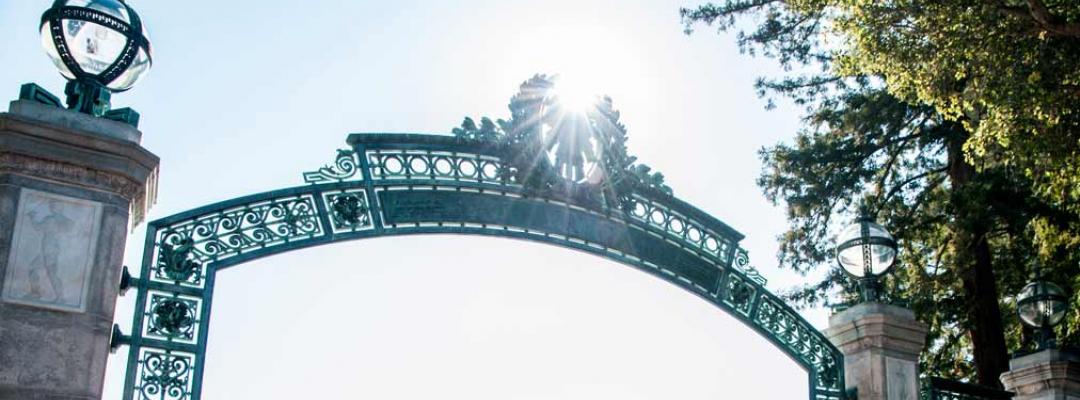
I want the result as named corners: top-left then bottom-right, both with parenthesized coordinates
top-left (824, 302), bottom-right (928, 400)
top-left (0, 97), bottom-right (158, 399)
top-left (1000, 349), bottom-right (1080, 399)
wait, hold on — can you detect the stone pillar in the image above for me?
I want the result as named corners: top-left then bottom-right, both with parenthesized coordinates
top-left (824, 302), bottom-right (928, 400)
top-left (1000, 349), bottom-right (1080, 399)
top-left (0, 98), bottom-right (158, 399)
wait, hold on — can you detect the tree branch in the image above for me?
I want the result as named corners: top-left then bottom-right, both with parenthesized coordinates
top-left (883, 166), bottom-right (949, 204)
top-left (996, 0), bottom-right (1080, 38)
top-left (929, 235), bottom-right (953, 280)
top-left (900, 175), bottom-right (948, 226)
top-left (680, 0), bottom-right (782, 30)
top-left (930, 329), bottom-right (967, 371)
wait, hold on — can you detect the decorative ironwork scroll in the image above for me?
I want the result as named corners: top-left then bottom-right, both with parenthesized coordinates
top-left (145, 293), bottom-right (199, 342)
top-left (118, 77), bottom-right (845, 400)
top-left (151, 194), bottom-right (324, 287)
top-left (134, 349), bottom-right (194, 400)
top-left (302, 149), bottom-right (359, 184)
top-left (118, 132), bottom-right (847, 400)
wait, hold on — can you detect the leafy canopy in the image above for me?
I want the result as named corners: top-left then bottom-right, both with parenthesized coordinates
top-left (682, 0), bottom-right (1080, 383)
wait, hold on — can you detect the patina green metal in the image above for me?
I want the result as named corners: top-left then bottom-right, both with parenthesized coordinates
top-left (16, 83), bottom-right (142, 127)
top-left (116, 76), bottom-right (846, 399)
top-left (64, 79), bottom-right (112, 116)
top-left (18, 83), bottom-right (63, 107)
top-left (115, 135), bottom-right (847, 400)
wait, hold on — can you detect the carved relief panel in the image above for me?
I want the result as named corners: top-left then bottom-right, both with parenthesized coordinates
top-left (3, 189), bottom-right (103, 312)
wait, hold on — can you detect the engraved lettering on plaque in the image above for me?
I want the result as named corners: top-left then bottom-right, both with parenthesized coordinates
top-left (2, 189), bottom-right (103, 312)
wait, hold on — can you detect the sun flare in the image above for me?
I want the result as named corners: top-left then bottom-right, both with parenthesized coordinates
top-left (550, 74), bottom-right (600, 112)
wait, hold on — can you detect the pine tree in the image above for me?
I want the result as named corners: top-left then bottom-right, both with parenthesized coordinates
top-left (682, 0), bottom-right (1080, 386)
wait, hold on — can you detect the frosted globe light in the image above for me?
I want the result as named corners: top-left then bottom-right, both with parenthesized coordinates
top-left (835, 217), bottom-right (897, 278)
top-left (1016, 278), bottom-right (1068, 350)
top-left (1017, 280), bottom-right (1067, 330)
top-left (834, 206), bottom-right (899, 303)
top-left (40, 0), bottom-right (153, 92)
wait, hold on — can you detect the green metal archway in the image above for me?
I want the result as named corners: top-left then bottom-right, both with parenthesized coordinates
top-left (116, 133), bottom-right (846, 400)
top-left (115, 77), bottom-right (847, 399)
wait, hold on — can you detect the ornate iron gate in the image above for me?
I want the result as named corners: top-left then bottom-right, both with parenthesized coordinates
top-left (114, 80), bottom-right (848, 399)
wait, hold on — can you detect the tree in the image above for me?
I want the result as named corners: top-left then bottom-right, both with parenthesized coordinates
top-left (681, 0), bottom-right (1080, 387)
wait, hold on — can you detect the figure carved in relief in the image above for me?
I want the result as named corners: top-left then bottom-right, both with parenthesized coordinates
top-left (25, 201), bottom-right (75, 301)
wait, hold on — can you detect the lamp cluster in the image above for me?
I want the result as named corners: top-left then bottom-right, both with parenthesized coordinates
top-left (834, 202), bottom-right (1070, 351)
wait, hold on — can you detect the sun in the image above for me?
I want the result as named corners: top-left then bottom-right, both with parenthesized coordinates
top-left (550, 74), bottom-right (600, 112)
top-left (541, 73), bottom-right (608, 184)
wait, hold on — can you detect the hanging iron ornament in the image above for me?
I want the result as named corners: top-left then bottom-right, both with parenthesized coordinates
top-left (40, 0), bottom-right (152, 116)
top-left (835, 205), bottom-right (898, 302)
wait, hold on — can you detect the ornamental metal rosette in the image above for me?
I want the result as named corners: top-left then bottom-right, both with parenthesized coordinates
top-left (117, 76), bottom-right (847, 400)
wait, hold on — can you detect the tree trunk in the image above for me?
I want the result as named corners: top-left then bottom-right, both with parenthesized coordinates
top-left (959, 231), bottom-right (1010, 388)
top-left (946, 127), bottom-right (1010, 388)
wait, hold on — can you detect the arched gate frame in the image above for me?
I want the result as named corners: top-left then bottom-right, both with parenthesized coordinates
top-left (117, 133), bottom-right (847, 400)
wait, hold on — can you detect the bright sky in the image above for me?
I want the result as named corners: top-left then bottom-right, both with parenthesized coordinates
top-left (1, 0), bottom-right (829, 398)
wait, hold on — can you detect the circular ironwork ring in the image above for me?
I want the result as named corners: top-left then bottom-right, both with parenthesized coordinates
top-left (40, 1), bottom-right (153, 91)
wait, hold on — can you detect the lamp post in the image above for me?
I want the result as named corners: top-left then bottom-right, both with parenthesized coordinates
top-left (1000, 277), bottom-right (1077, 399)
top-left (0, 3), bottom-right (159, 398)
top-left (1016, 278), bottom-right (1068, 351)
top-left (835, 206), bottom-right (898, 303)
top-left (39, 0), bottom-right (152, 116)
top-left (825, 207), bottom-right (926, 400)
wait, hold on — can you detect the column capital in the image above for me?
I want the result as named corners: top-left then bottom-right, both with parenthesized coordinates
top-left (825, 302), bottom-right (929, 400)
top-left (1001, 349), bottom-right (1080, 399)
top-left (825, 302), bottom-right (928, 360)
top-left (0, 101), bottom-right (158, 226)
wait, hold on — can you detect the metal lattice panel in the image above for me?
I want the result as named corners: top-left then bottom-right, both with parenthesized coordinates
top-left (119, 134), bottom-right (847, 400)
top-left (921, 378), bottom-right (1014, 400)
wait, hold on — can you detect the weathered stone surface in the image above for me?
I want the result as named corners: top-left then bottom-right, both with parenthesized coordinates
top-left (8, 100), bottom-right (141, 143)
top-left (1001, 349), bottom-right (1080, 400)
top-left (0, 107), bottom-right (158, 400)
top-left (0, 110), bottom-right (157, 227)
top-left (825, 302), bottom-right (928, 400)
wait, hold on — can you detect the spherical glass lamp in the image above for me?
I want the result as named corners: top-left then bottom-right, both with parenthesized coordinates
top-left (835, 208), bottom-right (898, 302)
top-left (39, 0), bottom-right (152, 115)
top-left (1017, 279), bottom-right (1068, 350)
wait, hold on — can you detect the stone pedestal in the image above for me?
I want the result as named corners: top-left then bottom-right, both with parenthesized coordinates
top-left (1000, 349), bottom-right (1080, 399)
top-left (824, 302), bottom-right (928, 400)
top-left (0, 100), bottom-right (158, 399)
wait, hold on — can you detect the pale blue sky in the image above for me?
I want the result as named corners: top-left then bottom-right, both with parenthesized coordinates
top-left (1, 0), bottom-right (831, 398)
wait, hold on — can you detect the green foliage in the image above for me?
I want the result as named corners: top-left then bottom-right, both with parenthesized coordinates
top-left (683, 0), bottom-right (1080, 385)
top-left (451, 116), bottom-right (504, 141)
top-left (759, 87), bottom-right (1077, 379)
